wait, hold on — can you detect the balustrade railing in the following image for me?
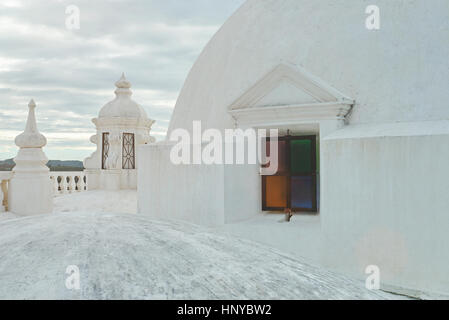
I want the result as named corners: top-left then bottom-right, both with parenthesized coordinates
top-left (49, 172), bottom-right (87, 195)
top-left (1, 171), bottom-right (87, 212)
top-left (0, 172), bottom-right (12, 212)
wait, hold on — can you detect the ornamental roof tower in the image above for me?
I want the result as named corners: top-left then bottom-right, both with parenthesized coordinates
top-left (84, 74), bottom-right (156, 190)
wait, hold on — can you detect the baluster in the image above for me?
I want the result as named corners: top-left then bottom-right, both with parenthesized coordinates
top-left (72, 175), bottom-right (77, 193)
top-left (1, 179), bottom-right (9, 212)
top-left (50, 176), bottom-right (58, 195)
top-left (68, 176), bottom-right (75, 193)
top-left (75, 176), bottom-right (81, 192)
top-left (79, 175), bottom-right (86, 192)
top-left (60, 176), bottom-right (66, 194)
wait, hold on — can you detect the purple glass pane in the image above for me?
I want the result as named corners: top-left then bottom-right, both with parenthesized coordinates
top-left (291, 176), bottom-right (314, 209)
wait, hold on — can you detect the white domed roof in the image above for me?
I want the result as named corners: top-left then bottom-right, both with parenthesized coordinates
top-left (168, 0), bottom-right (449, 135)
top-left (0, 212), bottom-right (387, 299)
top-left (98, 73), bottom-right (148, 119)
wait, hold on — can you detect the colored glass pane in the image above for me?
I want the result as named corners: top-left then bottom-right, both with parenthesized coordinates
top-left (265, 176), bottom-right (288, 208)
top-left (265, 140), bottom-right (287, 174)
top-left (291, 176), bottom-right (314, 209)
top-left (290, 139), bottom-right (312, 174)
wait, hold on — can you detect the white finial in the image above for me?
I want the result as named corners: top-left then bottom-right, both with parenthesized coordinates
top-left (14, 100), bottom-right (47, 148)
top-left (10, 99), bottom-right (52, 215)
top-left (115, 73), bottom-right (132, 96)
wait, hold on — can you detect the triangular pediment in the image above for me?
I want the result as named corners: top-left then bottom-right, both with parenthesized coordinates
top-left (255, 80), bottom-right (320, 107)
top-left (229, 63), bottom-right (353, 110)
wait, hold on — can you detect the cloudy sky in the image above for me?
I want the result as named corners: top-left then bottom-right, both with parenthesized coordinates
top-left (0, 0), bottom-right (244, 160)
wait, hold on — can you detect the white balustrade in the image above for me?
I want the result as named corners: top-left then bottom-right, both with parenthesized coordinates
top-left (1, 171), bottom-right (87, 211)
top-left (0, 172), bottom-right (12, 212)
top-left (49, 172), bottom-right (87, 196)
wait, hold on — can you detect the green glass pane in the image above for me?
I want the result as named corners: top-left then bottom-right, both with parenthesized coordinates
top-left (290, 139), bottom-right (313, 174)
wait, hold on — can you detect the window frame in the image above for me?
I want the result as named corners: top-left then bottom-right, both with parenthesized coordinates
top-left (122, 132), bottom-right (136, 170)
top-left (102, 132), bottom-right (110, 170)
top-left (262, 135), bottom-right (318, 213)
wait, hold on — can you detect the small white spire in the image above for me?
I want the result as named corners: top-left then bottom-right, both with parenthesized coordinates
top-left (10, 99), bottom-right (52, 215)
top-left (114, 72), bottom-right (132, 96)
top-left (115, 72), bottom-right (131, 89)
top-left (15, 99), bottom-right (47, 148)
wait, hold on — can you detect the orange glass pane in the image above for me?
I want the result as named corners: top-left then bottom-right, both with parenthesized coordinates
top-left (265, 176), bottom-right (288, 208)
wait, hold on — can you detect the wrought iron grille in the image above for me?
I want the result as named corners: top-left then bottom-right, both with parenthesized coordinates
top-left (102, 132), bottom-right (110, 169)
top-left (122, 133), bottom-right (135, 169)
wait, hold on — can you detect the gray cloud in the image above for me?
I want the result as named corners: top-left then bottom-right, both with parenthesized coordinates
top-left (0, 0), bottom-right (245, 160)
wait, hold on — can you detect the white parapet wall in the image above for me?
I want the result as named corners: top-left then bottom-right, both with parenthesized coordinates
top-left (84, 169), bottom-right (137, 191)
top-left (320, 120), bottom-right (449, 298)
top-left (137, 142), bottom-right (259, 227)
top-left (138, 142), bottom-right (225, 226)
top-left (1, 171), bottom-right (87, 213)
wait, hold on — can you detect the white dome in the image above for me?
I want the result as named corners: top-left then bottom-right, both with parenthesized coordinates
top-left (98, 73), bottom-right (148, 119)
top-left (168, 0), bottom-right (449, 135)
top-left (0, 212), bottom-right (388, 299)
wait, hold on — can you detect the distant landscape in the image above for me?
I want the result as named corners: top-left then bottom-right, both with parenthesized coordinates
top-left (0, 159), bottom-right (84, 172)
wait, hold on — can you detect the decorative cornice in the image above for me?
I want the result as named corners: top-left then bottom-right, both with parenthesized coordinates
top-left (230, 63), bottom-right (354, 110)
top-left (227, 63), bottom-right (354, 127)
top-left (229, 102), bottom-right (353, 127)
top-left (93, 117), bottom-right (155, 129)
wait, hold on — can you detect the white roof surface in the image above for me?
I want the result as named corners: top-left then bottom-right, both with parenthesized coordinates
top-left (0, 191), bottom-right (395, 300)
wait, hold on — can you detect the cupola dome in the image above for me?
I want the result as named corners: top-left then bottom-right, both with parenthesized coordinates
top-left (98, 73), bottom-right (148, 119)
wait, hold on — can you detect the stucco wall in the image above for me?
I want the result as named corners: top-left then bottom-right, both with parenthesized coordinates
top-left (223, 163), bottom-right (260, 224)
top-left (137, 143), bottom-right (261, 226)
top-left (321, 126), bottom-right (449, 296)
top-left (138, 143), bottom-right (225, 226)
top-left (137, 123), bottom-right (449, 295)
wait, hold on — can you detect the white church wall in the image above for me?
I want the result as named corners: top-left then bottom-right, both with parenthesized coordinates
top-left (223, 163), bottom-right (260, 224)
top-left (138, 141), bottom-right (266, 226)
top-left (101, 170), bottom-right (122, 191)
top-left (138, 143), bottom-right (225, 227)
top-left (85, 169), bottom-right (100, 190)
top-left (135, 0), bottom-right (449, 298)
top-left (120, 169), bottom-right (137, 190)
top-left (321, 123), bottom-right (449, 296)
